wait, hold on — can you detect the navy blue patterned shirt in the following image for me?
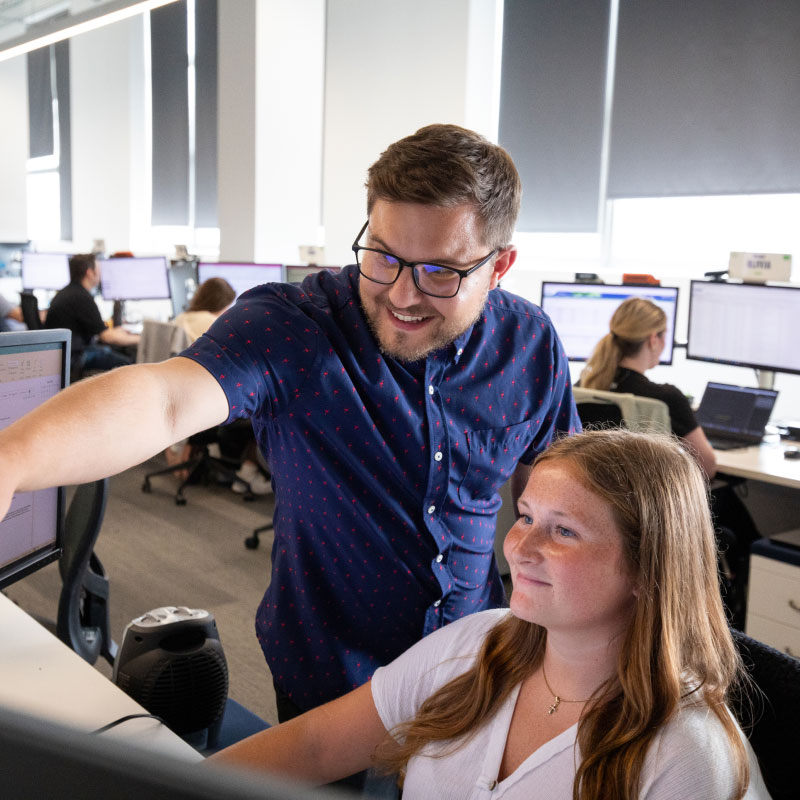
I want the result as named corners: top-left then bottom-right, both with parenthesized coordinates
top-left (182, 265), bottom-right (579, 709)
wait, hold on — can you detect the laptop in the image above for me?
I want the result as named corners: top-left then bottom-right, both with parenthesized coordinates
top-left (695, 382), bottom-right (778, 451)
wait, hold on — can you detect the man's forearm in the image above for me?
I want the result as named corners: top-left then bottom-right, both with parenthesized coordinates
top-left (0, 358), bottom-right (226, 495)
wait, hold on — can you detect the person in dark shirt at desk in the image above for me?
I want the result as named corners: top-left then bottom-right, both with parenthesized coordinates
top-left (580, 297), bottom-right (716, 478)
top-left (45, 253), bottom-right (140, 376)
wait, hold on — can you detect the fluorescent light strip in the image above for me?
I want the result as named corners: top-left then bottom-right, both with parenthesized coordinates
top-left (0, 0), bottom-right (178, 63)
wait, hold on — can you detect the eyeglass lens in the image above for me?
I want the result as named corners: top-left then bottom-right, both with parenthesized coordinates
top-left (359, 250), bottom-right (461, 297)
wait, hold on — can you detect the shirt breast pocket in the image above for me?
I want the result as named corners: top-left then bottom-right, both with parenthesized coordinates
top-left (457, 418), bottom-right (535, 507)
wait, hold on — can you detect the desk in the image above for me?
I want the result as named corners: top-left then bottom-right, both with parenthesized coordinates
top-left (0, 591), bottom-right (201, 761)
top-left (714, 437), bottom-right (800, 490)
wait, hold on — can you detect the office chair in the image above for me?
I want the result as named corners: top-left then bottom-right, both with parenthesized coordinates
top-left (730, 629), bottom-right (800, 800)
top-left (572, 387), bottom-right (671, 433)
top-left (56, 478), bottom-right (118, 666)
top-left (135, 319), bottom-right (256, 505)
top-left (142, 428), bottom-right (257, 506)
top-left (19, 292), bottom-right (43, 330)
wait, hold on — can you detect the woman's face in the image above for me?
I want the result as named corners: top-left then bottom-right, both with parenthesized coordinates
top-left (503, 459), bottom-right (638, 641)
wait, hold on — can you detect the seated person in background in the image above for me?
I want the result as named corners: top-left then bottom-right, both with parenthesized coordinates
top-left (0, 294), bottom-right (25, 331)
top-left (172, 276), bottom-right (235, 341)
top-left (168, 277), bottom-right (268, 494)
top-left (45, 253), bottom-right (140, 376)
top-left (579, 296), bottom-right (716, 479)
top-left (210, 430), bottom-right (768, 800)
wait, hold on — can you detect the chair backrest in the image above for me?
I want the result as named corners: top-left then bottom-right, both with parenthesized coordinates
top-left (136, 319), bottom-right (192, 364)
top-left (572, 387), bottom-right (670, 433)
top-left (19, 292), bottom-right (43, 330)
top-left (730, 629), bottom-right (800, 800)
top-left (56, 479), bottom-right (117, 666)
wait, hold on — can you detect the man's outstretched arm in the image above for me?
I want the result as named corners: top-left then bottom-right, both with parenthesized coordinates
top-left (0, 356), bottom-right (229, 515)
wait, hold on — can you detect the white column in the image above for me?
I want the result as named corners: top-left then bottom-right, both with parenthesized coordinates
top-left (70, 16), bottom-right (147, 252)
top-left (0, 55), bottom-right (29, 241)
top-left (322, 0), bottom-right (502, 265)
top-left (218, 0), bottom-right (325, 264)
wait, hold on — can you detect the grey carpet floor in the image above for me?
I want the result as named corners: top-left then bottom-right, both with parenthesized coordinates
top-left (3, 456), bottom-right (279, 726)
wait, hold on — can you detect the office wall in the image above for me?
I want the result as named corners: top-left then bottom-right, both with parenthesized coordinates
top-left (322, 0), bottom-right (503, 264)
top-left (0, 56), bottom-right (28, 241)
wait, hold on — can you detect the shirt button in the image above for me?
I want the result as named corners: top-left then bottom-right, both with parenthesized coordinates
top-left (427, 505), bottom-right (436, 514)
top-left (428, 384), bottom-right (434, 395)
top-left (434, 451), bottom-right (443, 462)
top-left (433, 599), bottom-right (441, 607)
top-left (488, 779), bottom-right (498, 790)
top-left (457, 348), bottom-right (463, 357)
top-left (435, 553), bottom-right (443, 563)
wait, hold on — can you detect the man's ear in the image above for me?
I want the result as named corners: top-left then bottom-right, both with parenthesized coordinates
top-left (489, 246), bottom-right (517, 290)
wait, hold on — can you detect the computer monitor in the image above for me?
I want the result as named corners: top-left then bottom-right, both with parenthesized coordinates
top-left (687, 280), bottom-right (800, 375)
top-left (0, 703), bottom-right (322, 800)
top-left (20, 252), bottom-right (70, 291)
top-left (540, 282), bottom-right (679, 364)
top-left (284, 265), bottom-right (342, 286)
top-left (0, 329), bottom-right (69, 589)
top-left (97, 256), bottom-right (171, 301)
top-left (197, 262), bottom-right (284, 300)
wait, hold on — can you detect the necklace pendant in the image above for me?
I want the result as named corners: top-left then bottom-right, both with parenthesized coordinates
top-left (548, 696), bottom-right (561, 715)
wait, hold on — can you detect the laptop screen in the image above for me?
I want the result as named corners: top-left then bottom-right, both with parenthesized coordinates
top-left (695, 382), bottom-right (778, 441)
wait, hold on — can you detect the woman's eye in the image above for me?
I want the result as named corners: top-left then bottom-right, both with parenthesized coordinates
top-left (519, 514), bottom-right (533, 525)
top-left (557, 526), bottom-right (576, 538)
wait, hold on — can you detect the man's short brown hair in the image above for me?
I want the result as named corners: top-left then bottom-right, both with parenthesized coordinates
top-left (366, 124), bottom-right (522, 250)
top-left (68, 253), bottom-right (97, 283)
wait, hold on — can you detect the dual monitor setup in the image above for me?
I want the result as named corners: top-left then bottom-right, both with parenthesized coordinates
top-left (541, 279), bottom-right (800, 377)
top-left (20, 253), bottom-right (342, 318)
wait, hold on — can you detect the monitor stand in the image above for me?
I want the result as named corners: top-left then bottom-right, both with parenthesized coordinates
top-left (755, 369), bottom-right (775, 391)
top-left (112, 300), bottom-right (124, 328)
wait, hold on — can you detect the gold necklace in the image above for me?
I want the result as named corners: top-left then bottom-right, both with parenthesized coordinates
top-left (541, 663), bottom-right (590, 715)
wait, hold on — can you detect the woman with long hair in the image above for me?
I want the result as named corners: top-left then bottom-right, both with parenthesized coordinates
top-left (210, 430), bottom-right (768, 799)
top-left (173, 276), bottom-right (236, 341)
top-left (580, 296), bottom-right (716, 478)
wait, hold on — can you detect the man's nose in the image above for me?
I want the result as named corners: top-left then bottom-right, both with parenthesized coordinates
top-left (387, 267), bottom-right (424, 308)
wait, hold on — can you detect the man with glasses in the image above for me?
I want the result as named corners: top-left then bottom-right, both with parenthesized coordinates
top-left (0, 125), bottom-right (578, 735)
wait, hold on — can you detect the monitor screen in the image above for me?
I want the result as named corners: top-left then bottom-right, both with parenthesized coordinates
top-left (284, 265), bottom-right (342, 285)
top-left (0, 329), bottom-right (68, 588)
top-left (197, 262), bottom-right (284, 300)
top-left (98, 257), bottom-right (171, 301)
top-left (687, 280), bottom-right (800, 375)
top-left (540, 282), bottom-right (679, 364)
top-left (21, 252), bottom-right (70, 291)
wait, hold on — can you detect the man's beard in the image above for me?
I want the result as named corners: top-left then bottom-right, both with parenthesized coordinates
top-left (359, 285), bottom-right (489, 363)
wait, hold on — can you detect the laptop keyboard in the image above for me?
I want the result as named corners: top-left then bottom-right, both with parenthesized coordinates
top-left (708, 437), bottom-right (751, 451)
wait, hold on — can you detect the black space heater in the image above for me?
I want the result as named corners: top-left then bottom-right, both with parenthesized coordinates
top-left (112, 606), bottom-right (228, 737)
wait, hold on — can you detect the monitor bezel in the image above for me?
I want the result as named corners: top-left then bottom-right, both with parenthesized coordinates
top-left (539, 281), bottom-right (680, 366)
top-left (0, 329), bottom-right (69, 589)
top-left (686, 280), bottom-right (800, 376)
top-left (97, 256), bottom-right (172, 302)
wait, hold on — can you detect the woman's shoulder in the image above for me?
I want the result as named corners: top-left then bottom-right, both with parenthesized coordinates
top-left (640, 702), bottom-right (769, 799)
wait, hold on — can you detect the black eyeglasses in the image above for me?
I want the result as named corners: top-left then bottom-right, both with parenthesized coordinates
top-left (352, 220), bottom-right (497, 298)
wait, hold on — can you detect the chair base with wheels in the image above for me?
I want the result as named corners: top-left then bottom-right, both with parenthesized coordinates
top-left (142, 431), bottom-right (256, 505)
top-left (245, 520), bottom-right (273, 550)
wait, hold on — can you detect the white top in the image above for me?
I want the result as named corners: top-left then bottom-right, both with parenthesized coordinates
top-left (173, 309), bottom-right (218, 342)
top-left (371, 610), bottom-right (771, 800)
